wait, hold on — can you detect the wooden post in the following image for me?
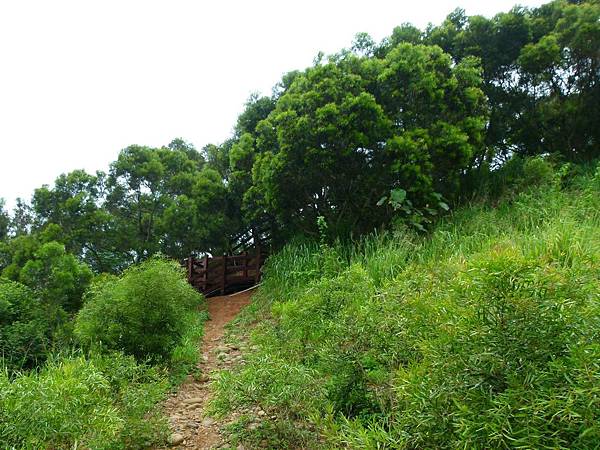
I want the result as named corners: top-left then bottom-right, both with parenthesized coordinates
top-left (221, 254), bottom-right (227, 295)
top-left (203, 255), bottom-right (209, 292)
top-left (243, 251), bottom-right (248, 278)
top-left (187, 256), bottom-right (193, 285)
top-left (254, 244), bottom-right (261, 283)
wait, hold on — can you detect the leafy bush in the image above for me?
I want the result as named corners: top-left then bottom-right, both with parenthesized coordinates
top-left (212, 161), bottom-right (600, 448)
top-left (0, 279), bottom-right (51, 372)
top-left (19, 241), bottom-right (93, 313)
top-left (0, 352), bottom-right (169, 449)
top-left (1, 257), bottom-right (207, 448)
top-left (464, 155), bottom-right (556, 202)
top-left (0, 241), bottom-right (94, 373)
top-left (75, 257), bottom-right (203, 363)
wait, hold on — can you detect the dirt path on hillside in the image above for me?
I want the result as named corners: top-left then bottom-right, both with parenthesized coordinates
top-left (161, 290), bottom-right (253, 449)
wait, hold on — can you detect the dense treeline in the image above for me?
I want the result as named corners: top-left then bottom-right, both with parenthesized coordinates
top-left (211, 0), bottom-right (600, 240)
top-left (0, 0), bottom-right (599, 447)
top-left (1, 0), bottom-right (598, 269)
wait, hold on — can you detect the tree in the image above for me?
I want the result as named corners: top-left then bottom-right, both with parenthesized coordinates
top-left (250, 61), bottom-right (392, 237)
top-left (106, 145), bottom-right (188, 262)
top-left (377, 45), bottom-right (487, 200)
top-left (246, 44), bottom-right (486, 237)
top-left (517, 0), bottom-right (600, 158)
top-left (168, 137), bottom-right (205, 168)
top-left (0, 228), bottom-right (56, 281)
top-left (380, 23), bottom-right (423, 53)
top-left (352, 32), bottom-right (376, 56)
top-left (19, 241), bottom-right (93, 313)
top-left (31, 170), bottom-right (123, 273)
top-left (10, 199), bottom-right (32, 237)
top-left (0, 199), bottom-right (9, 241)
top-left (159, 167), bottom-right (229, 258)
top-left (235, 94), bottom-right (276, 138)
top-left (422, 1), bottom-right (600, 161)
top-left (105, 143), bottom-right (229, 261)
top-left (203, 141), bottom-right (231, 180)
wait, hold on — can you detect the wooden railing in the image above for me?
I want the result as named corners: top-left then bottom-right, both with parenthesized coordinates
top-left (185, 246), bottom-right (267, 297)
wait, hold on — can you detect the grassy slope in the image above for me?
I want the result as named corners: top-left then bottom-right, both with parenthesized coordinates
top-left (212, 162), bottom-right (600, 449)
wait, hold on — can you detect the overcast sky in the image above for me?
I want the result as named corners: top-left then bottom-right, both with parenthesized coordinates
top-left (0, 0), bottom-right (547, 210)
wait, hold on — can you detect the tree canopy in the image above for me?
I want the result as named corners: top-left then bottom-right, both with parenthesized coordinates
top-left (0, 0), bottom-right (597, 269)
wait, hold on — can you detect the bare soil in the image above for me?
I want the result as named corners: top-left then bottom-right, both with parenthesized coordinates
top-left (161, 289), bottom-right (253, 449)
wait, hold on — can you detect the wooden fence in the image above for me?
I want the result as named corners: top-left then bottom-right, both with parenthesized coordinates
top-left (185, 246), bottom-right (267, 297)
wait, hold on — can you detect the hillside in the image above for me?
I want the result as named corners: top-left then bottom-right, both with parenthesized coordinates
top-left (210, 162), bottom-right (600, 448)
top-left (1, 0), bottom-right (599, 448)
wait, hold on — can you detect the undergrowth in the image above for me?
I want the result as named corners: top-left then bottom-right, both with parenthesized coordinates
top-left (211, 160), bottom-right (600, 449)
top-left (0, 259), bottom-right (207, 449)
top-left (0, 352), bottom-right (169, 449)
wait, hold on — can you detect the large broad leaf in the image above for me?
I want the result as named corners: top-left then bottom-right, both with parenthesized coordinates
top-left (390, 189), bottom-right (407, 206)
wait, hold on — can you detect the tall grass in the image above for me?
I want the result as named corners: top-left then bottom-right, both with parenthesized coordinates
top-left (0, 352), bottom-right (169, 449)
top-left (212, 160), bottom-right (600, 448)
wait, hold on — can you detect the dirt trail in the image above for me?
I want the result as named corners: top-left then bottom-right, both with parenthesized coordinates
top-left (162, 290), bottom-right (253, 449)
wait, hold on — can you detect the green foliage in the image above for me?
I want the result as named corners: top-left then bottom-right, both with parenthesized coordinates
top-left (0, 199), bottom-right (8, 241)
top-left (75, 257), bottom-right (204, 363)
top-left (19, 241), bottom-right (93, 313)
top-left (464, 155), bottom-right (557, 201)
top-left (424, 0), bottom-right (600, 160)
top-left (212, 162), bottom-right (600, 448)
top-left (31, 170), bottom-right (119, 272)
top-left (9, 199), bottom-right (33, 237)
top-left (234, 93), bottom-right (276, 137)
top-left (0, 352), bottom-right (169, 449)
top-left (168, 308), bottom-right (208, 384)
top-left (0, 238), bottom-right (93, 371)
top-left (160, 166), bottom-right (229, 258)
top-left (0, 2), bottom-right (598, 447)
top-left (3, 0), bottom-right (598, 272)
top-left (1, 257), bottom-right (207, 447)
top-left (104, 143), bottom-right (231, 262)
top-left (0, 280), bottom-right (50, 372)
top-left (9, 140), bottom-right (233, 276)
top-left (246, 43), bottom-right (486, 238)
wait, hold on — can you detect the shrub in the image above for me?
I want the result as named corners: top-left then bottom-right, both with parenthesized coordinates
top-left (75, 257), bottom-right (203, 363)
top-left (367, 247), bottom-right (599, 449)
top-left (464, 155), bottom-right (556, 202)
top-left (521, 156), bottom-right (555, 187)
top-left (0, 352), bottom-right (169, 449)
top-left (0, 279), bottom-right (51, 372)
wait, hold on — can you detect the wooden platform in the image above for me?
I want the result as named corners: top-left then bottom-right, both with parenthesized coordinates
top-left (185, 246), bottom-right (267, 297)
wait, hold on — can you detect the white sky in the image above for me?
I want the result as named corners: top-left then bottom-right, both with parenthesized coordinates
top-left (0, 0), bottom-right (546, 211)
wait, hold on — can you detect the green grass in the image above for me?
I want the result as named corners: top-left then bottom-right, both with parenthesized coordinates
top-left (211, 160), bottom-right (600, 448)
top-left (0, 352), bottom-right (170, 449)
top-left (169, 308), bottom-right (209, 384)
top-left (0, 312), bottom-right (208, 450)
